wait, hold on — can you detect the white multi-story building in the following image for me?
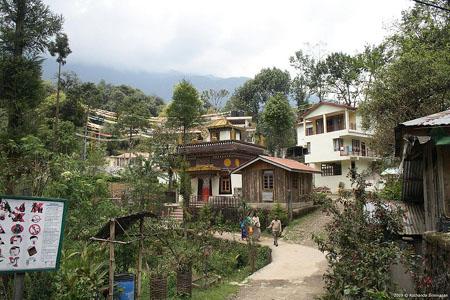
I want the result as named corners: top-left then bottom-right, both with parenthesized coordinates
top-left (296, 102), bottom-right (379, 192)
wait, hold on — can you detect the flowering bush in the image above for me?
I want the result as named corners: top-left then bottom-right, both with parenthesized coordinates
top-left (313, 172), bottom-right (405, 299)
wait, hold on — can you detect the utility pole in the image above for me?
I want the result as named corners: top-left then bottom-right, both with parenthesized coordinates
top-left (108, 219), bottom-right (115, 300)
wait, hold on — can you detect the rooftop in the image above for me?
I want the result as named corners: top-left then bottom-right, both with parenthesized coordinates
top-left (177, 140), bottom-right (266, 156)
top-left (300, 101), bottom-right (356, 119)
top-left (401, 109), bottom-right (450, 127)
top-left (233, 155), bottom-right (321, 174)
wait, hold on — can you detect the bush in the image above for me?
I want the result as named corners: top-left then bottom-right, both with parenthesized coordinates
top-left (310, 192), bottom-right (328, 205)
top-left (268, 203), bottom-right (288, 227)
top-left (314, 172), bottom-right (407, 299)
top-left (378, 179), bottom-right (402, 201)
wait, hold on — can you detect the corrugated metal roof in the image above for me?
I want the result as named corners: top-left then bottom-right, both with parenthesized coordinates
top-left (365, 201), bottom-right (425, 236)
top-left (400, 203), bottom-right (426, 236)
top-left (402, 109), bottom-right (450, 127)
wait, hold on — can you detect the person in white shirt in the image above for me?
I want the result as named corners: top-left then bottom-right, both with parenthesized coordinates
top-left (251, 212), bottom-right (261, 241)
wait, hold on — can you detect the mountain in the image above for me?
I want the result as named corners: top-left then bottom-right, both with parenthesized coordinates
top-left (42, 59), bottom-right (248, 102)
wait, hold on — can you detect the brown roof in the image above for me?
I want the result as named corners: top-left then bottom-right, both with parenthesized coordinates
top-left (207, 118), bottom-right (241, 130)
top-left (233, 155), bottom-right (321, 174)
top-left (300, 101), bottom-right (356, 119)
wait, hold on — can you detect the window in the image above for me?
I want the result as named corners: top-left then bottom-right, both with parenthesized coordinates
top-left (263, 170), bottom-right (274, 190)
top-left (326, 114), bottom-right (345, 132)
top-left (292, 175), bottom-right (298, 189)
top-left (352, 139), bottom-right (361, 154)
top-left (211, 131), bottom-right (220, 141)
top-left (321, 162), bottom-right (342, 176)
top-left (219, 176), bottom-right (232, 194)
top-left (316, 119), bottom-right (324, 134)
top-left (306, 127), bottom-right (314, 136)
top-left (306, 142), bottom-right (311, 154)
top-left (333, 138), bottom-right (343, 151)
top-left (361, 142), bottom-right (366, 156)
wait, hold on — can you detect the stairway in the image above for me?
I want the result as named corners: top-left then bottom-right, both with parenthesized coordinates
top-left (167, 206), bottom-right (184, 222)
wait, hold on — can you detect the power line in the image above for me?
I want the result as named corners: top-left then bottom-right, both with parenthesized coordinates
top-left (412, 0), bottom-right (450, 13)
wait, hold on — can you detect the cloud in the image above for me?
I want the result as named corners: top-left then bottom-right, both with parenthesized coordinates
top-left (44, 0), bottom-right (412, 77)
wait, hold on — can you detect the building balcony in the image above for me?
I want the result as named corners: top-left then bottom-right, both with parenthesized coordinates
top-left (189, 195), bottom-right (241, 208)
top-left (177, 139), bottom-right (265, 156)
top-left (340, 148), bottom-right (377, 158)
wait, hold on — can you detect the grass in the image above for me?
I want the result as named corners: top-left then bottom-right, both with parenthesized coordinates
top-left (191, 267), bottom-right (251, 300)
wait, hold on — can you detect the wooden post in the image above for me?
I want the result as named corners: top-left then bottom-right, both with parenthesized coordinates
top-left (13, 272), bottom-right (25, 300)
top-left (136, 217), bottom-right (144, 300)
top-left (108, 219), bottom-right (115, 300)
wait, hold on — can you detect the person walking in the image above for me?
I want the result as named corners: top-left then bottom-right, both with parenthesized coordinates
top-left (240, 217), bottom-right (248, 241)
top-left (267, 217), bottom-right (282, 247)
top-left (252, 212), bottom-right (261, 241)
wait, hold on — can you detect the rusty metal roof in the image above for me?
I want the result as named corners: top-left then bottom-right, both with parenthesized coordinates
top-left (402, 109), bottom-right (450, 127)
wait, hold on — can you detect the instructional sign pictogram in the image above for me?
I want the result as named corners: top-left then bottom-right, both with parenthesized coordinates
top-left (0, 196), bottom-right (67, 273)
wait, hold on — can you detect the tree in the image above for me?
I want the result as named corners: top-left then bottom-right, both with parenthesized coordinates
top-left (166, 80), bottom-right (203, 145)
top-left (290, 50), bottom-right (329, 104)
top-left (116, 91), bottom-right (151, 146)
top-left (359, 1), bottom-right (450, 156)
top-left (258, 93), bottom-right (296, 156)
top-left (0, 0), bottom-right (63, 58)
top-left (0, 0), bottom-right (63, 194)
top-left (200, 88), bottom-right (229, 112)
top-left (48, 32), bottom-right (71, 147)
top-left (324, 52), bottom-right (362, 107)
top-left (289, 50), bottom-right (315, 108)
top-left (227, 68), bottom-right (291, 119)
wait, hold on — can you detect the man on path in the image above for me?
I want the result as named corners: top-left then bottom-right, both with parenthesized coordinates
top-left (267, 217), bottom-right (282, 246)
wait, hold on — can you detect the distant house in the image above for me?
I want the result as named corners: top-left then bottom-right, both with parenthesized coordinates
top-left (395, 109), bottom-right (450, 292)
top-left (296, 102), bottom-right (380, 192)
top-left (105, 152), bottom-right (150, 174)
top-left (177, 118), bottom-right (265, 204)
top-left (232, 155), bottom-right (320, 209)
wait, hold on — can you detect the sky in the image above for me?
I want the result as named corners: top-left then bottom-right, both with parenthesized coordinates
top-left (44, 0), bottom-right (413, 78)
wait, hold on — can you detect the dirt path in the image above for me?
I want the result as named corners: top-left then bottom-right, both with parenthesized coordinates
top-left (283, 207), bottom-right (332, 247)
top-left (216, 209), bottom-right (332, 300)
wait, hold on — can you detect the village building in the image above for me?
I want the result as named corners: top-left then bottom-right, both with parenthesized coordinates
top-left (296, 102), bottom-right (379, 192)
top-left (395, 109), bottom-right (450, 292)
top-left (177, 118), bottom-right (266, 204)
top-left (232, 155), bottom-right (320, 209)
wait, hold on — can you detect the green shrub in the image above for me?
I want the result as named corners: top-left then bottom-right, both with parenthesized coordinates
top-left (311, 192), bottom-right (328, 205)
top-left (314, 172), bottom-right (406, 299)
top-left (378, 179), bottom-right (402, 201)
top-left (268, 203), bottom-right (288, 227)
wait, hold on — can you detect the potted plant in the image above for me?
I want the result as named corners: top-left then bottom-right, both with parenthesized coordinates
top-left (149, 263), bottom-right (169, 300)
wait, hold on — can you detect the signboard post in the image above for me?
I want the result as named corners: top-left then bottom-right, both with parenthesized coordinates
top-left (0, 195), bottom-right (67, 276)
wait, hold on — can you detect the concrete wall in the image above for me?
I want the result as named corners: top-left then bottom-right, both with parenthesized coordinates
top-left (312, 159), bottom-right (380, 193)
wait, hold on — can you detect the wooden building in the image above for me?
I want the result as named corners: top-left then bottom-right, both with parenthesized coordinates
top-left (232, 155), bottom-right (320, 208)
top-left (177, 118), bottom-right (265, 204)
top-left (395, 109), bottom-right (450, 232)
top-left (395, 110), bottom-right (450, 292)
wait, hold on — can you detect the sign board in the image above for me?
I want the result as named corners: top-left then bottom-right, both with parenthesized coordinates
top-left (0, 195), bottom-right (67, 273)
top-left (262, 191), bottom-right (273, 202)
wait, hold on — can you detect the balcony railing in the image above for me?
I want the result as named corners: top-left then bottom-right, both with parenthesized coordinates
top-left (189, 195), bottom-right (242, 208)
top-left (340, 148), bottom-right (376, 157)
